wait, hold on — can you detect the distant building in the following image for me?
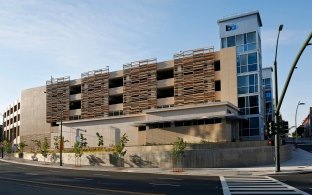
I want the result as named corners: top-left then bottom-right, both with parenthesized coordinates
top-left (2, 100), bottom-right (21, 146)
top-left (262, 67), bottom-right (274, 123)
top-left (302, 107), bottom-right (312, 138)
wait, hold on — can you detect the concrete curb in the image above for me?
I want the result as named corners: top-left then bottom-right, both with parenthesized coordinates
top-left (1, 157), bottom-right (312, 177)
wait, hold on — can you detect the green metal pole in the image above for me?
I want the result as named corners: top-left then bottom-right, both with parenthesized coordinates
top-left (274, 32), bottom-right (311, 172)
top-left (276, 32), bottom-right (312, 113)
top-left (274, 25), bottom-right (283, 172)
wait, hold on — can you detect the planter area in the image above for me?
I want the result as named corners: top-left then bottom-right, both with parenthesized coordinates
top-left (18, 141), bottom-right (292, 168)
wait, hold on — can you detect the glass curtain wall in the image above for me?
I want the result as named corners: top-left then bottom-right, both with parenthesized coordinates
top-left (222, 31), bottom-right (262, 137)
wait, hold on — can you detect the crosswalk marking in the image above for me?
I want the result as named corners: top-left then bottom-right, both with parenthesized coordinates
top-left (220, 176), bottom-right (310, 195)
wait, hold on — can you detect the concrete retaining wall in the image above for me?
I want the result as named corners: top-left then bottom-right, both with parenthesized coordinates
top-left (21, 142), bottom-right (292, 168)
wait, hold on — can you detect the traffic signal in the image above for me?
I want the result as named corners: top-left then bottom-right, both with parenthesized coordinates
top-left (268, 121), bottom-right (276, 137)
top-left (268, 138), bottom-right (274, 146)
top-left (281, 121), bottom-right (289, 134)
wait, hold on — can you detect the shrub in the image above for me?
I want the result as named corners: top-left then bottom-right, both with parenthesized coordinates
top-left (18, 141), bottom-right (27, 153)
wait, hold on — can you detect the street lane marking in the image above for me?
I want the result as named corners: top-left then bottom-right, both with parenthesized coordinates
top-left (157, 178), bottom-right (183, 181)
top-left (24, 173), bottom-right (39, 175)
top-left (92, 173), bottom-right (110, 177)
top-left (47, 170), bottom-right (61, 173)
top-left (149, 183), bottom-right (180, 187)
top-left (220, 176), bottom-right (310, 195)
top-left (73, 177), bottom-right (93, 181)
top-left (0, 176), bottom-right (161, 195)
top-left (16, 166), bottom-right (26, 169)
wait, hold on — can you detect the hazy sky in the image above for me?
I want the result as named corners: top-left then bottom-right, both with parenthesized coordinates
top-left (0, 0), bottom-right (311, 131)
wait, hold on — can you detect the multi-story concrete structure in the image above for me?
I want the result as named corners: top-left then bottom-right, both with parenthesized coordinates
top-left (38, 46), bottom-right (240, 148)
top-left (217, 11), bottom-right (265, 140)
top-left (262, 67), bottom-right (274, 123)
top-left (2, 11), bottom-right (270, 149)
top-left (2, 100), bottom-right (21, 147)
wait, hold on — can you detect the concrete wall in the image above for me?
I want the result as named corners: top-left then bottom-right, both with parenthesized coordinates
top-left (21, 142), bottom-right (292, 168)
top-left (146, 123), bottom-right (228, 144)
top-left (218, 11), bottom-right (261, 38)
top-left (59, 115), bottom-right (146, 148)
top-left (145, 103), bottom-right (236, 121)
top-left (20, 86), bottom-right (58, 151)
top-left (219, 47), bottom-right (237, 106)
top-left (61, 102), bottom-right (240, 147)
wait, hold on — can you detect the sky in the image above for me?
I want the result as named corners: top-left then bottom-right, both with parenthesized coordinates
top-left (0, 0), bottom-right (311, 132)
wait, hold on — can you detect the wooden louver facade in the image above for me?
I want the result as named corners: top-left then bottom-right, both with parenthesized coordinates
top-left (123, 59), bottom-right (157, 115)
top-left (174, 47), bottom-right (216, 106)
top-left (81, 67), bottom-right (109, 119)
top-left (46, 76), bottom-right (70, 123)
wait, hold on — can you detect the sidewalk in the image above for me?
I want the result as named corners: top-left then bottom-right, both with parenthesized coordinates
top-left (1, 147), bottom-right (312, 177)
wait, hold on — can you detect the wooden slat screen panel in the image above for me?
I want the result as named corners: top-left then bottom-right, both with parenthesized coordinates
top-left (123, 59), bottom-right (157, 115)
top-left (46, 76), bottom-right (70, 123)
top-left (174, 47), bottom-right (216, 106)
top-left (81, 67), bottom-right (109, 119)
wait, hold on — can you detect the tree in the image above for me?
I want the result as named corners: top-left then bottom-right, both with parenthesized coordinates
top-left (113, 133), bottom-right (129, 167)
top-left (172, 137), bottom-right (187, 172)
top-left (32, 137), bottom-right (49, 164)
top-left (41, 137), bottom-right (49, 160)
top-left (2, 140), bottom-right (12, 155)
top-left (96, 132), bottom-right (104, 147)
top-left (73, 141), bottom-right (83, 166)
top-left (18, 141), bottom-right (27, 158)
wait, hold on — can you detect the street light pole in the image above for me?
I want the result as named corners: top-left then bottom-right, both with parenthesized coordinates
top-left (44, 90), bottom-right (63, 166)
top-left (295, 101), bottom-right (305, 144)
top-left (273, 24), bottom-right (283, 172)
top-left (60, 109), bottom-right (63, 166)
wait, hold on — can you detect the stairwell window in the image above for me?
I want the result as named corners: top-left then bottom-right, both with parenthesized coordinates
top-left (214, 60), bottom-right (220, 71)
top-left (215, 80), bottom-right (221, 91)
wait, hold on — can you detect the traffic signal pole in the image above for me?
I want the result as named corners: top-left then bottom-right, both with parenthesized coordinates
top-left (274, 32), bottom-right (312, 172)
top-left (273, 25), bottom-right (283, 172)
top-left (276, 32), bottom-right (312, 113)
top-left (274, 113), bottom-right (280, 172)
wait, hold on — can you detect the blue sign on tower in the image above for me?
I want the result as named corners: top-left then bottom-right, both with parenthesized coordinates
top-left (226, 24), bottom-right (237, 31)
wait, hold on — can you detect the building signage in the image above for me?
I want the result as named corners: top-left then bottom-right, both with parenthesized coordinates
top-left (226, 24), bottom-right (237, 31)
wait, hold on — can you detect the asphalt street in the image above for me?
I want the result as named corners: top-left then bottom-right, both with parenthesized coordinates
top-left (272, 172), bottom-right (312, 194)
top-left (267, 143), bottom-right (312, 194)
top-left (271, 144), bottom-right (312, 194)
top-left (0, 161), bottom-right (222, 195)
top-left (1, 143), bottom-right (312, 194)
